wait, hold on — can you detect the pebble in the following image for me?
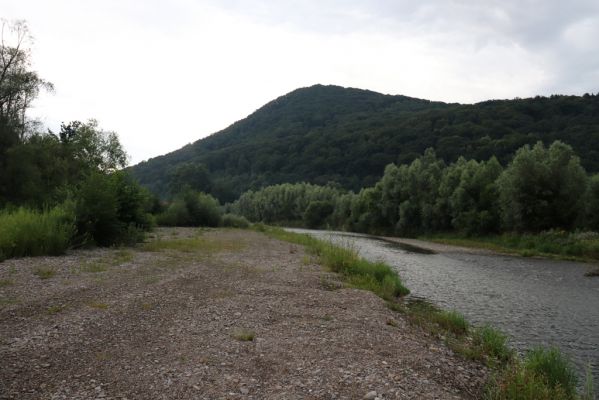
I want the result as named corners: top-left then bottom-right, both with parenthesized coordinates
top-left (364, 390), bottom-right (377, 399)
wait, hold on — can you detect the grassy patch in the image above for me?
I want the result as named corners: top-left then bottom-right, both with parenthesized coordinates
top-left (88, 301), bottom-right (109, 310)
top-left (33, 267), bottom-right (56, 280)
top-left (256, 225), bottom-right (409, 300)
top-left (0, 297), bottom-right (19, 307)
top-left (424, 231), bottom-right (599, 262)
top-left (0, 206), bottom-right (75, 261)
top-left (81, 262), bottom-right (108, 273)
top-left (141, 235), bottom-right (242, 254)
top-left (232, 328), bottom-right (255, 341)
top-left (485, 347), bottom-right (580, 400)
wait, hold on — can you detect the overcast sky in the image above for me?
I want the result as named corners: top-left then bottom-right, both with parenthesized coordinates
top-left (3, 0), bottom-right (599, 164)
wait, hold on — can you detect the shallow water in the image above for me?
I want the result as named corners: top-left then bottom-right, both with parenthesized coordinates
top-left (288, 228), bottom-right (599, 386)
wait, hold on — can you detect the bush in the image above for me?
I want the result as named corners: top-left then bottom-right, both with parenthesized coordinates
top-left (75, 172), bottom-right (151, 246)
top-left (157, 190), bottom-right (222, 227)
top-left (221, 213), bottom-right (250, 228)
top-left (0, 206), bottom-right (75, 260)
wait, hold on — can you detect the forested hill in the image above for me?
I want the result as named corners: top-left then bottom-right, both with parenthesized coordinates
top-left (130, 84), bottom-right (599, 202)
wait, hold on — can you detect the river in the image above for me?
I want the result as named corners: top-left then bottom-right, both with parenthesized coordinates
top-left (287, 228), bottom-right (599, 386)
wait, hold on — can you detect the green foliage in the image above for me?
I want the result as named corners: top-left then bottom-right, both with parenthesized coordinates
top-left (168, 162), bottom-right (212, 195)
top-left (231, 182), bottom-right (342, 224)
top-left (257, 225), bottom-right (409, 299)
top-left (131, 85), bottom-right (599, 202)
top-left (220, 213), bottom-right (250, 228)
top-left (585, 174), bottom-right (599, 230)
top-left (473, 325), bottom-right (513, 364)
top-left (485, 347), bottom-right (580, 400)
top-left (498, 141), bottom-right (587, 231)
top-left (303, 200), bottom-right (334, 228)
top-left (157, 190), bottom-right (222, 227)
top-left (0, 206), bottom-right (75, 260)
top-left (427, 231), bottom-right (599, 261)
top-left (524, 347), bottom-right (578, 397)
top-left (432, 310), bottom-right (469, 336)
top-left (75, 172), bottom-right (151, 246)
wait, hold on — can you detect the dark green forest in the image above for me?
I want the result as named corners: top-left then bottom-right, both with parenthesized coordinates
top-left (130, 84), bottom-right (599, 203)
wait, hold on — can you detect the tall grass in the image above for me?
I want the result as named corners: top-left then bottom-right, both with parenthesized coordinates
top-left (486, 347), bottom-right (580, 400)
top-left (256, 225), bottom-right (409, 299)
top-left (0, 206), bottom-right (75, 261)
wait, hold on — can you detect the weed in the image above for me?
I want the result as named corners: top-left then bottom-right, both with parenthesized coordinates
top-left (524, 347), bottom-right (578, 397)
top-left (88, 302), bottom-right (109, 310)
top-left (386, 318), bottom-right (398, 327)
top-left (33, 267), bottom-right (56, 280)
top-left (432, 310), bottom-right (469, 336)
top-left (473, 325), bottom-right (512, 364)
top-left (320, 276), bottom-right (343, 291)
top-left (0, 206), bottom-right (75, 261)
top-left (582, 363), bottom-right (595, 400)
top-left (0, 279), bottom-right (13, 287)
top-left (46, 305), bottom-right (65, 314)
top-left (81, 262), bottom-right (107, 273)
top-left (0, 297), bottom-right (19, 307)
top-left (232, 328), bottom-right (256, 341)
top-left (322, 314), bottom-right (333, 321)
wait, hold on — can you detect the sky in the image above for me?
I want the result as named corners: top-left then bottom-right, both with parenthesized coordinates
top-left (2, 0), bottom-right (599, 164)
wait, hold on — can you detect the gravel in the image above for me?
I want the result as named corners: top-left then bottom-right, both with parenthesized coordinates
top-left (0, 228), bottom-right (488, 399)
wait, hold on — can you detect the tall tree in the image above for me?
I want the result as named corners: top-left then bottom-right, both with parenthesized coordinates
top-left (0, 20), bottom-right (53, 141)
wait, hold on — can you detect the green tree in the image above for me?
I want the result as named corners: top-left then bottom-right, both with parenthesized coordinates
top-left (0, 20), bottom-right (53, 140)
top-left (168, 162), bottom-right (212, 195)
top-left (498, 141), bottom-right (587, 231)
top-left (585, 174), bottom-right (599, 230)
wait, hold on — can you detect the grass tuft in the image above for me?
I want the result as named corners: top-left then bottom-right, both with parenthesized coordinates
top-left (232, 328), bottom-right (255, 341)
top-left (88, 302), bottom-right (109, 310)
top-left (33, 267), bottom-right (56, 280)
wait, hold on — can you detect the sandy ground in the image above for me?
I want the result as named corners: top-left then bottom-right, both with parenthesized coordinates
top-left (0, 228), bottom-right (488, 399)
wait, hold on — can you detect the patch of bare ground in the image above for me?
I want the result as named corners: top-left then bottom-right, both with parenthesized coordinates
top-left (0, 228), bottom-right (487, 399)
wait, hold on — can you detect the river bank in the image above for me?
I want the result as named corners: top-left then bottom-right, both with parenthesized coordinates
top-left (418, 233), bottom-right (599, 267)
top-left (0, 227), bottom-right (487, 399)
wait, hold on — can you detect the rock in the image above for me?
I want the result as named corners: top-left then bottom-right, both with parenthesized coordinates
top-left (364, 391), bottom-right (377, 399)
top-left (240, 387), bottom-right (249, 395)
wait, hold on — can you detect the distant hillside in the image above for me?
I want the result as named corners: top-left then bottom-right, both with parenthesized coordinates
top-left (130, 84), bottom-right (599, 202)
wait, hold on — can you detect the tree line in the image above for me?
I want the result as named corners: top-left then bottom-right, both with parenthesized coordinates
top-left (131, 84), bottom-right (599, 203)
top-left (230, 141), bottom-right (599, 236)
top-left (0, 21), bottom-right (153, 258)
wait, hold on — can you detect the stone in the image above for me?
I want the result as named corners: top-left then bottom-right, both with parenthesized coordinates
top-left (364, 391), bottom-right (377, 399)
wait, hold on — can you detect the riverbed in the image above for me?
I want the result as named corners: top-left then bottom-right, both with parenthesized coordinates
top-left (288, 228), bottom-right (599, 386)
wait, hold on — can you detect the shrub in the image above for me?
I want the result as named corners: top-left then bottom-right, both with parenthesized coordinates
top-left (75, 172), bottom-right (151, 246)
top-left (0, 206), bottom-right (75, 260)
top-left (221, 213), bottom-right (250, 228)
top-left (157, 190), bottom-right (222, 227)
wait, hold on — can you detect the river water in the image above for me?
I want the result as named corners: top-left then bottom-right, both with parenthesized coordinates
top-left (287, 228), bottom-right (599, 386)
